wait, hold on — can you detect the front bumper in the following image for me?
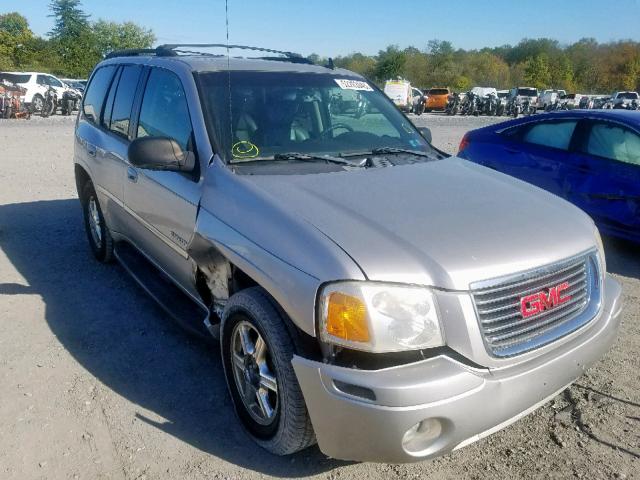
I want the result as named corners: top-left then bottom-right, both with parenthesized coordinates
top-left (292, 275), bottom-right (622, 463)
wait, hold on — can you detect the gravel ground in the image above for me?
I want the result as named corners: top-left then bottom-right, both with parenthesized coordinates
top-left (0, 113), bottom-right (638, 480)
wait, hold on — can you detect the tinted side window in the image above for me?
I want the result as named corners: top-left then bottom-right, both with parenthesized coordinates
top-left (48, 76), bottom-right (63, 87)
top-left (521, 120), bottom-right (577, 150)
top-left (137, 68), bottom-right (193, 151)
top-left (109, 65), bottom-right (142, 138)
top-left (584, 122), bottom-right (640, 166)
top-left (82, 66), bottom-right (117, 124)
top-left (36, 75), bottom-right (47, 85)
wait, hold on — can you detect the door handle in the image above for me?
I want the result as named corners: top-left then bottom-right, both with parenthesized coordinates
top-left (127, 167), bottom-right (138, 183)
top-left (86, 143), bottom-right (97, 157)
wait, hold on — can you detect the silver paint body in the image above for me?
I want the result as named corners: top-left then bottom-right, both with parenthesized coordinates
top-left (74, 55), bottom-right (623, 463)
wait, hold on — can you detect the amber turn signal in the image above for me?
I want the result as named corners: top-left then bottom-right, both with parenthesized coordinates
top-left (325, 292), bottom-right (370, 343)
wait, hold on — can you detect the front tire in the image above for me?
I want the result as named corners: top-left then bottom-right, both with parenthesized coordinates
top-left (81, 181), bottom-right (114, 263)
top-left (221, 287), bottom-right (315, 455)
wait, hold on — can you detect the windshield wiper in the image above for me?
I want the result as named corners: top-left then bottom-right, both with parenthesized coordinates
top-left (369, 147), bottom-right (434, 158)
top-left (273, 152), bottom-right (365, 167)
top-left (340, 147), bottom-right (435, 159)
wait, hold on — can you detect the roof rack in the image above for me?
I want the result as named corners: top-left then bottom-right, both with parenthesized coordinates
top-left (105, 44), bottom-right (313, 64)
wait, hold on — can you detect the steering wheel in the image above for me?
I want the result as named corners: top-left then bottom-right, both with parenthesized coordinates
top-left (320, 123), bottom-right (354, 138)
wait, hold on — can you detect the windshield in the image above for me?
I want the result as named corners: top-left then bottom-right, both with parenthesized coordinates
top-left (517, 88), bottom-right (537, 96)
top-left (428, 88), bottom-right (448, 95)
top-left (198, 71), bottom-right (432, 163)
top-left (0, 73), bottom-right (30, 84)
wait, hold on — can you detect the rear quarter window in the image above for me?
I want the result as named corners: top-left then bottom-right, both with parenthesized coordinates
top-left (82, 66), bottom-right (117, 124)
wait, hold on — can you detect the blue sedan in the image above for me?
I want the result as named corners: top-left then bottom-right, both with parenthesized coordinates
top-left (458, 110), bottom-right (640, 243)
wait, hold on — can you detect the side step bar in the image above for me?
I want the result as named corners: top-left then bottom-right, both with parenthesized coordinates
top-left (114, 241), bottom-right (217, 341)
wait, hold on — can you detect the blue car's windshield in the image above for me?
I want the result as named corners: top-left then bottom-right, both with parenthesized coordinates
top-left (197, 71), bottom-right (433, 163)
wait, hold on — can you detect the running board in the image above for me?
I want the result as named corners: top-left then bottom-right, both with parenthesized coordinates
top-left (114, 241), bottom-right (214, 341)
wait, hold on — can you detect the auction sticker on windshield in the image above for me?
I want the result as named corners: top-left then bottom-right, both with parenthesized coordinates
top-left (334, 79), bottom-right (373, 91)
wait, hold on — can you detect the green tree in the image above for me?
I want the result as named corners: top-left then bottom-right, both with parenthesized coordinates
top-left (0, 11), bottom-right (31, 36)
top-left (0, 12), bottom-right (33, 69)
top-left (93, 20), bottom-right (155, 56)
top-left (48, 0), bottom-right (89, 38)
top-left (523, 55), bottom-right (551, 89)
top-left (48, 0), bottom-right (96, 77)
top-left (374, 46), bottom-right (406, 81)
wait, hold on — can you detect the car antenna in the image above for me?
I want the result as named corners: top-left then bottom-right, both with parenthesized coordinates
top-left (225, 0), bottom-right (233, 163)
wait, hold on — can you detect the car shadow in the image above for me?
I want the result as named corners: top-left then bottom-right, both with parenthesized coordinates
top-left (601, 235), bottom-right (640, 280)
top-left (0, 199), bottom-right (346, 476)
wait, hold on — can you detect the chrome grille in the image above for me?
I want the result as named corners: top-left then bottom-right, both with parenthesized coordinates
top-left (471, 251), bottom-right (601, 357)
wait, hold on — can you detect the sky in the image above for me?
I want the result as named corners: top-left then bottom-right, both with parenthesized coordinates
top-left (14, 0), bottom-right (640, 57)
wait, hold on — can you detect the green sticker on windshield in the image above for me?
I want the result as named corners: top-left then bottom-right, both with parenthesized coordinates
top-left (232, 141), bottom-right (259, 159)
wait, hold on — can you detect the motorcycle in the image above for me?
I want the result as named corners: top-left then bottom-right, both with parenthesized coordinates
top-left (40, 85), bottom-right (57, 117)
top-left (545, 97), bottom-right (569, 112)
top-left (507, 97), bottom-right (521, 118)
top-left (462, 91), bottom-right (480, 116)
top-left (483, 93), bottom-right (499, 116)
top-left (61, 89), bottom-right (80, 116)
top-left (445, 92), bottom-right (461, 115)
top-left (521, 98), bottom-right (535, 116)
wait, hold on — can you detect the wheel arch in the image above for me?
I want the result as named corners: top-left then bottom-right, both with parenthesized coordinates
top-left (74, 164), bottom-right (92, 200)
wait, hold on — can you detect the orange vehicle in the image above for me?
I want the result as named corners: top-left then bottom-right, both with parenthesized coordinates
top-left (424, 87), bottom-right (450, 111)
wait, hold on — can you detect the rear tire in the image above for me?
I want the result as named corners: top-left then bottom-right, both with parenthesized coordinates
top-left (32, 94), bottom-right (44, 113)
top-left (81, 181), bottom-right (114, 263)
top-left (221, 287), bottom-right (315, 456)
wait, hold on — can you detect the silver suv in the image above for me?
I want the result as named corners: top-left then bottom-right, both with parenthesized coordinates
top-left (74, 44), bottom-right (623, 463)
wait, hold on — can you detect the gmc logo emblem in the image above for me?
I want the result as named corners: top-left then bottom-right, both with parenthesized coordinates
top-left (520, 282), bottom-right (571, 318)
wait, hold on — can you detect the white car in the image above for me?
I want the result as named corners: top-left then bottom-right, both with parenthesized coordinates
top-left (538, 89), bottom-right (566, 110)
top-left (0, 71), bottom-right (71, 111)
top-left (383, 78), bottom-right (413, 112)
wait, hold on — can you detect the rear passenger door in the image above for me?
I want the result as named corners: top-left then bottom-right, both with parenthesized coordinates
top-left (122, 67), bottom-right (201, 294)
top-left (566, 119), bottom-right (640, 235)
top-left (496, 119), bottom-right (579, 196)
top-left (95, 64), bottom-right (143, 231)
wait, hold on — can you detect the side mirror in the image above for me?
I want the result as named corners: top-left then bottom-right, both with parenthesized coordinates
top-left (418, 127), bottom-right (432, 143)
top-left (128, 136), bottom-right (195, 172)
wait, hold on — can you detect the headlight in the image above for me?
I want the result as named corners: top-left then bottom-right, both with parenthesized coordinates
top-left (318, 282), bottom-right (444, 353)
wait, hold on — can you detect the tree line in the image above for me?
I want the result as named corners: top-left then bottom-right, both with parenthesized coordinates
top-left (323, 38), bottom-right (640, 94)
top-left (0, 0), bottom-right (154, 78)
top-left (2, 2), bottom-right (639, 93)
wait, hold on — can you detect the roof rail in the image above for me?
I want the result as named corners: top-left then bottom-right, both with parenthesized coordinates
top-left (105, 44), bottom-right (313, 64)
top-left (158, 43), bottom-right (305, 58)
top-left (104, 47), bottom-right (176, 59)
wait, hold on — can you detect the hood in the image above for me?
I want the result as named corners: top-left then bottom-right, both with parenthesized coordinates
top-left (244, 158), bottom-right (597, 290)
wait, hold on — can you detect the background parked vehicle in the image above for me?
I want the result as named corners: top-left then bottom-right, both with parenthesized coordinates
top-left (611, 91), bottom-right (639, 109)
top-left (411, 87), bottom-right (426, 115)
top-left (61, 78), bottom-right (87, 94)
top-left (509, 86), bottom-right (539, 110)
top-left (445, 91), bottom-right (462, 115)
top-left (458, 110), bottom-right (640, 243)
top-left (0, 72), bottom-right (73, 113)
top-left (40, 85), bottom-right (57, 117)
top-left (60, 89), bottom-right (80, 115)
top-left (539, 89), bottom-right (566, 110)
top-left (383, 78), bottom-right (413, 112)
top-left (0, 79), bottom-right (30, 119)
top-left (496, 90), bottom-right (509, 115)
top-left (424, 87), bottom-right (450, 111)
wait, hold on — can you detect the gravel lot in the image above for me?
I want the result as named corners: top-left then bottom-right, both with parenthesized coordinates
top-left (0, 113), bottom-right (638, 480)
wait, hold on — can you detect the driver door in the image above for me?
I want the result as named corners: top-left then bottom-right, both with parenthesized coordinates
top-left (123, 67), bottom-right (201, 296)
